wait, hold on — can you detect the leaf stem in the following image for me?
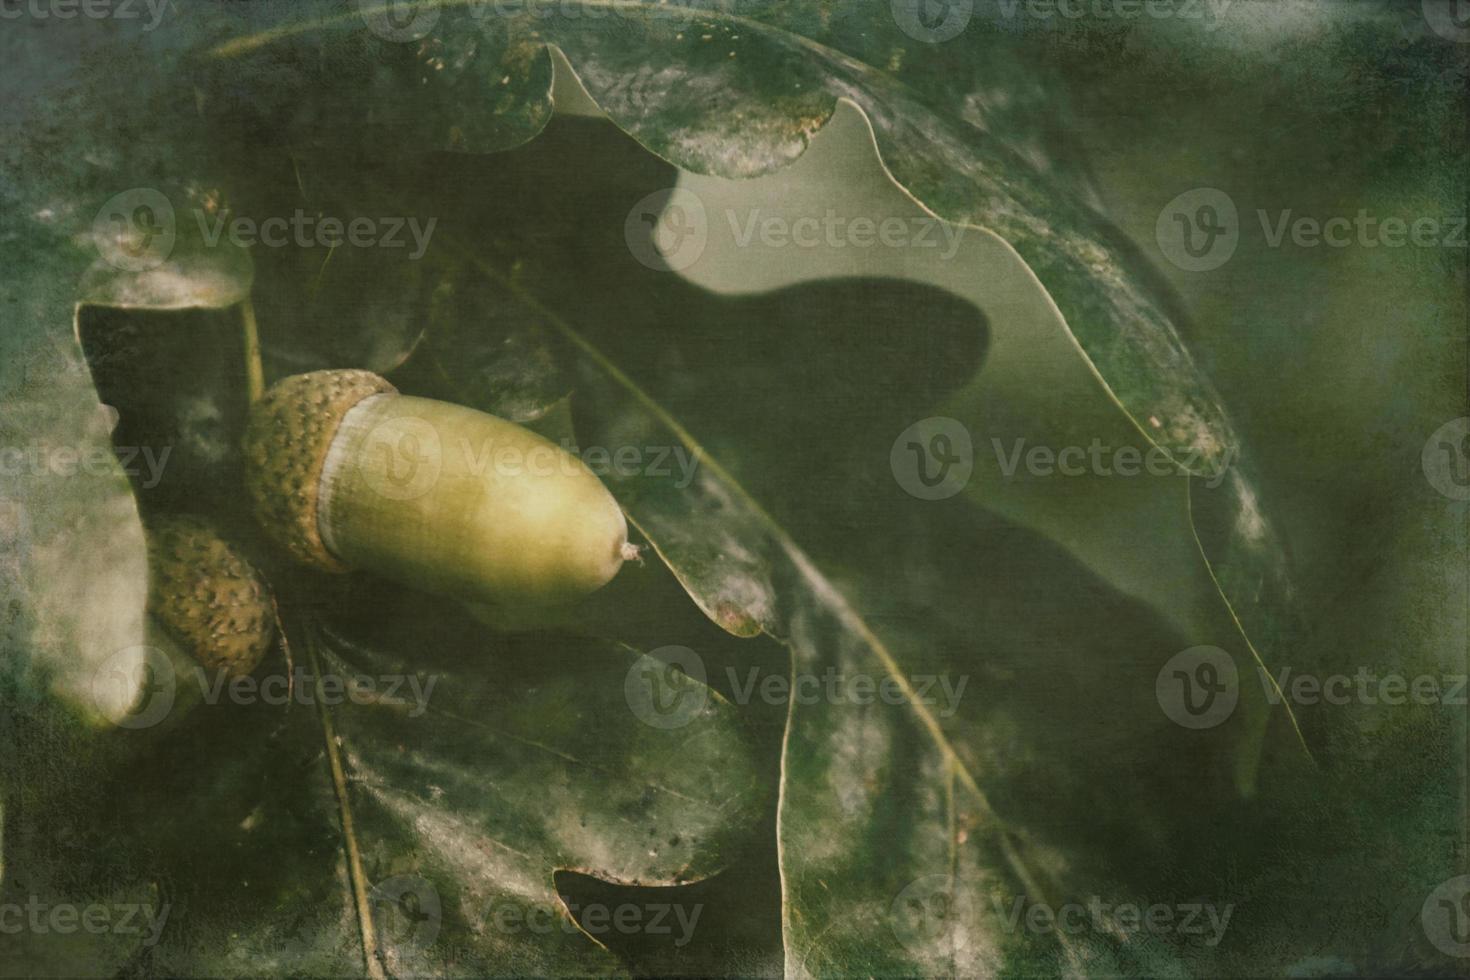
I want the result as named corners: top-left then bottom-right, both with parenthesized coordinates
top-left (241, 299), bottom-right (265, 405)
top-left (299, 612), bottom-right (388, 980)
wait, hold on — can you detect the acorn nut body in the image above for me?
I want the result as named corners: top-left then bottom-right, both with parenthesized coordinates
top-left (243, 370), bottom-right (630, 607)
top-left (146, 514), bottom-right (274, 678)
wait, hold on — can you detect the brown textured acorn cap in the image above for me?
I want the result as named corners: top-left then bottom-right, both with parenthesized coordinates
top-left (242, 369), bottom-right (395, 573)
top-left (147, 515), bottom-right (274, 678)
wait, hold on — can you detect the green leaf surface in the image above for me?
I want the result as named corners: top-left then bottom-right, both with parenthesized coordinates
top-left (421, 262), bottom-right (574, 424)
top-left (188, 1), bottom-right (1230, 469)
top-left (553, 302), bottom-right (1242, 976)
top-left (6, 606), bottom-right (764, 977)
top-left (224, 155), bottom-right (442, 376)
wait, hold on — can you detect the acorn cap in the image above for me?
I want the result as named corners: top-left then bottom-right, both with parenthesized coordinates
top-left (242, 369), bottom-right (395, 573)
top-left (146, 515), bottom-right (274, 678)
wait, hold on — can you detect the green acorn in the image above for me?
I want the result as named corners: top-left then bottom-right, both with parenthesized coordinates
top-left (242, 370), bottom-right (632, 607)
